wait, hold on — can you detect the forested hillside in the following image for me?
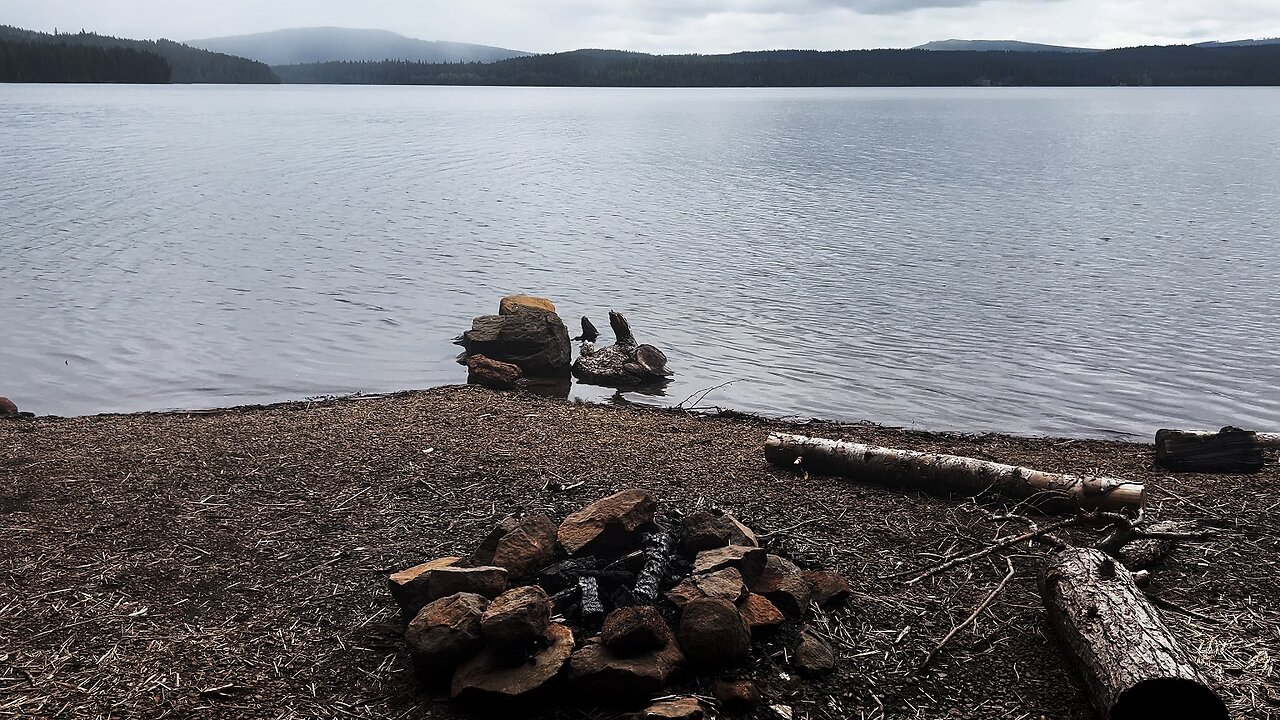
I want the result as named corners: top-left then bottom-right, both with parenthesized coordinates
top-left (0, 26), bottom-right (277, 83)
top-left (276, 44), bottom-right (1280, 86)
top-left (0, 39), bottom-right (170, 82)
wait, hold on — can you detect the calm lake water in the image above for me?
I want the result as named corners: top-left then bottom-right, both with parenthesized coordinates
top-left (3, 84), bottom-right (1278, 437)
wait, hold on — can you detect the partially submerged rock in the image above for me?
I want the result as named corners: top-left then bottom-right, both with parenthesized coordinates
top-left (558, 488), bottom-right (657, 556)
top-left (677, 598), bottom-right (751, 670)
top-left (456, 309), bottom-right (571, 377)
top-left (466, 354), bottom-right (523, 390)
top-left (405, 592), bottom-right (489, 675)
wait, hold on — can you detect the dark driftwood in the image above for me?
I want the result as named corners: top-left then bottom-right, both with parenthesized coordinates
top-left (1039, 548), bottom-right (1227, 720)
top-left (1155, 427), bottom-right (1273, 473)
top-left (579, 576), bottom-right (605, 627)
top-left (765, 434), bottom-right (1144, 514)
top-left (633, 531), bottom-right (674, 602)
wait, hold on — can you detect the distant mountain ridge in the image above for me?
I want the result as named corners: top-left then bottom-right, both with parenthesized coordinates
top-left (917, 37), bottom-right (1280, 52)
top-left (186, 27), bottom-right (531, 66)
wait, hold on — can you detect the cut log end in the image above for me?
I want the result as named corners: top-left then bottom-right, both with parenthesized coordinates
top-left (1111, 678), bottom-right (1227, 720)
top-left (1155, 428), bottom-right (1268, 473)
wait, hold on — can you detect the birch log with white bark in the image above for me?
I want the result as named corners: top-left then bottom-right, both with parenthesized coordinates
top-left (1039, 548), bottom-right (1227, 720)
top-left (764, 434), bottom-right (1144, 514)
top-left (1155, 427), bottom-right (1277, 473)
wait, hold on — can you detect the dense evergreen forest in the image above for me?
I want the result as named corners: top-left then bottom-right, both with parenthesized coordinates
top-left (0, 26), bottom-right (278, 83)
top-left (0, 39), bottom-right (169, 83)
top-left (275, 45), bottom-right (1280, 86)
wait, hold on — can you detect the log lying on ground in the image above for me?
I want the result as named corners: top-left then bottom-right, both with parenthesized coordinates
top-left (1039, 548), bottom-right (1227, 720)
top-left (1155, 427), bottom-right (1276, 473)
top-left (765, 434), bottom-right (1144, 514)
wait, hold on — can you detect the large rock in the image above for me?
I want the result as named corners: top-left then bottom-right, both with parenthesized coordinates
top-left (481, 586), bottom-right (551, 654)
top-left (499, 294), bottom-right (556, 315)
top-left (601, 606), bottom-right (674, 656)
top-left (793, 627), bottom-right (835, 676)
top-left (466, 354), bottom-right (523, 390)
top-left (738, 593), bottom-right (785, 632)
top-left (666, 567), bottom-right (747, 608)
top-left (751, 555), bottom-right (812, 617)
top-left (802, 570), bottom-right (852, 607)
top-left (677, 598), bottom-right (751, 670)
top-left (679, 511), bottom-right (731, 555)
top-left (722, 514), bottom-right (759, 547)
top-left (457, 310), bottom-right (571, 377)
top-left (471, 514), bottom-right (557, 581)
top-left (713, 679), bottom-right (762, 713)
top-left (428, 566), bottom-right (508, 602)
top-left (404, 592), bottom-right (489, 674)
top-left (557, 488), bottom-right (657, 556)
top-left (567, 637), bottom-right (685, 702)
top-left (451, 622), bottom-right (573, 704)
top-left (638, 697), bottom-right (705, 719)
top-left (388, 556), bottom-right (462, 620)
top-left (0, 397), bottom-right (18, 418)
top-left (693, 546), bottom-right (766, 585)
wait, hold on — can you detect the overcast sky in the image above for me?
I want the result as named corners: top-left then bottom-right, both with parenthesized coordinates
top-left (6, 0), bottom-right (1279, 53)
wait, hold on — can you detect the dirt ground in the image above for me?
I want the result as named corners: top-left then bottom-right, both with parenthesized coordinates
top-left (1, 385), bottom-right (1277, 719)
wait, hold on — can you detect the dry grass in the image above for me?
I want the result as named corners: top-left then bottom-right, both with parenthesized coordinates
top-left (1, 385), bottom-right (1277, 719)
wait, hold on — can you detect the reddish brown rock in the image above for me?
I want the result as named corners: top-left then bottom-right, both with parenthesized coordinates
top-left (713, 678), bottom-right (762, 713)
top-left (428, 566), bottom-right (508, 602)
top-left (568, 637), bottom-right (685, 701)
top-left (666, 567), bottom-right (747, 608)
top-left (472, 514), bottom-right (557, 581)
top-left (466, 354), bottom-right (523, 389)
top-left (751, 555), bottom-right (812, 617)
top-left (802, 570), bottom-right (852, 607)
top-left (451, 622), bottom-right (573, 704)
top-left (793, 627), bottom-right (835, 676)
top-left (404, 592), bottom-right (489, 674)
top-left (738, 593), bottom-right (785, 632)
top-left (499, 294), bottom-right (557, 315)
top-left (0, 397), bottom-right (18, 418)
top-left (481, 585), bottom-right (551, 653)
top-left (601, 606), bottom-right (674, 656)
top-left (557, 488), bottom-right (657, 556)
top-left (677, 598), bottom-right (751, 670)
top-left (639, 696), bottom-right (705, 719)
top-left (388, 556), bottom-right (462, 619)
top-left (680, 511), bottom-right (731, 555)
top-left (722, 514), bottom-right (759, 547)
top-left (693, 546), bottom-right (767, 585)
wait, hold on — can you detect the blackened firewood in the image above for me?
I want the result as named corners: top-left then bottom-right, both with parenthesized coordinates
top-left (549, 586), bottom-right (580, 614)
top-left (634, 531), bottom-right (675, 603)
top-left (579, 576), bottom-right (605, 627)
top-left (539, 557), bottom-right (601, 593)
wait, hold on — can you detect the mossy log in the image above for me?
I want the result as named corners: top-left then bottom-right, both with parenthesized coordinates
top-left (1155, 427), bottom-right (1276, 473)
top-left (765, 434), bottom-right (1143, 514)
top-left (1039, 548), bottom-right (1227, 720)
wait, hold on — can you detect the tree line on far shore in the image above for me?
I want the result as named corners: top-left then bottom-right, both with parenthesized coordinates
top-left (275, 44), bottom-right (1280, 87)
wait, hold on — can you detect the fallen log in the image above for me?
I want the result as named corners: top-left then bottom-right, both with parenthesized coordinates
top-left (1155, 427), bottom-right (1276, 473)
top-left (1039, 548), bottom-right (1227, 720)
top-left (765, 434), bottom-right (1144, 514)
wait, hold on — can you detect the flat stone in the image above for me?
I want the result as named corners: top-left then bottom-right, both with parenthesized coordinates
top-left (451, 622), bottom-right (573, 704)
top-left (481, 585), bottom-right (551, 654)
top-left (499, 294), bottom-right (557, 315)
top-left (640, 696), bottom-right (705, 719)
top-left (677, 598), bottom-right (751, 671)
top-left (568, 637), bottom-right (685, 702)
top-left (722, 514), bottom-right (759, 547)
top-left (751, 555), bottom-right (812, 617)
top-left (557, 488), bottom-right (657, 556)
top-left (802, 570), bottom-right (852, 607)
top-left (388, 556), bottom-right (462, 620)
top-left (466, 354), bottom-right (523, 389)
top-left (738, 593), bottom-right (785, 632)
top-left (713, 679), bottom-right (762, 713)
top-left (694, 546), bottom-right (767, 585)
top-left (471, 514), bottom-right (557, 581)
top-left (404, 592), bottom-right (489, 675)
top-left (428, 566), bottom-right (508, 602)
top-left (601, 606), bottom-right (674, 656)
top-left (793, 627), bottom-right (835, 676)
top-left (666, 567), bottom-right (747, 608)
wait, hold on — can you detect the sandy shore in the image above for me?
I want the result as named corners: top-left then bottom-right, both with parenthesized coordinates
top-left (1, 385), bottom-right (1276, 719)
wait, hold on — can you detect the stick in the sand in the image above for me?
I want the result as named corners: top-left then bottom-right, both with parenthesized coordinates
top-left (920, 557), bottom-right (1016, 670)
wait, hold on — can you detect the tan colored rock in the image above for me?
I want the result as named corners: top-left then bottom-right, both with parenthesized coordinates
top-left (388, 556), bottom-right (462, 620)
top-left (568, 636), bottom-right (685, 701)
top-left (802, 570), bottom-right (852, 607)
top-left (601, 606), bottom-right (674, 656)
top-left (404, 592), bottom-right (489, 674)
top-left (451, 622), bottom-right (573, 704)
top-left (499, 294), bottom-right (557, 315)
top-left (481, 586), bottom-right (551, 653)
top-left (738, 593), bottom-right (785, 632)
top-left (751, 555), bottom-right (812, 617)
top-left (793, 627), bottom-right (835, 676)
top-left (722, 514), bottom-right (759, 547)
top-left (557, 488), bottom-right (657, 556)
top-left (713, 678), bottom-right (762, 713)
top-left (693, 546), bottom-right (767, 585)
top-left (471, 514), bottom-right (557, 581)
top-left (666, 567), bottom-right (747, 608)
top-left (640, 696), bottom-right (705, 719)
top-left (466, 354), bottom-right (523, 389)
top-left (428, 565), bottom-right (508, 602)
top-left (677, 598), bottom-right (751, 670)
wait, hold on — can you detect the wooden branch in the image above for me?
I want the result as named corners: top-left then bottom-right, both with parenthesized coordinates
top-left (1039, 548), bottom-right (1227, 720)
top-left (901, 516), bottom-right (1083, 584)
top-left (579, 576), bottom-right (605, 627)
top-left (766, 434), bottom-right (1144, 514)
top-left (1155, 427), bottom-right (1273, 473)
top-left (920, 558), bottom-right (1016, 670)
top-left (633, 531), bottom-right (674, 603)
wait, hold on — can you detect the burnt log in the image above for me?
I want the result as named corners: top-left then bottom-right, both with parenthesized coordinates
top-left (1039, 548), bottom-right (1227, 720)
top-left (634, 531), bottom-right (675, 603)
top-left (579, 576), bottom-right (605, 627)
top-left (1154, 427), bottom-right (1274, 473)
top-left (765, 434), bottom-right (1144, 514)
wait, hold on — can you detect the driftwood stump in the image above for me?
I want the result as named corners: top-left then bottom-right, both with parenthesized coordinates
top-left (765, 434), bottom-right (1144, 514)
top-left (1155, 427), bottom-right (1273, 473)
top-left (1039, 548), bottom-right (1227, 720)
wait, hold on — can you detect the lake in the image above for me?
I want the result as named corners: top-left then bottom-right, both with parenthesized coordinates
top-left (2, 84), bottom-right (1278, 437)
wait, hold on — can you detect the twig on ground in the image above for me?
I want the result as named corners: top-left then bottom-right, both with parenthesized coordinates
top-left (919, 557), bottom-right (1016, 670)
